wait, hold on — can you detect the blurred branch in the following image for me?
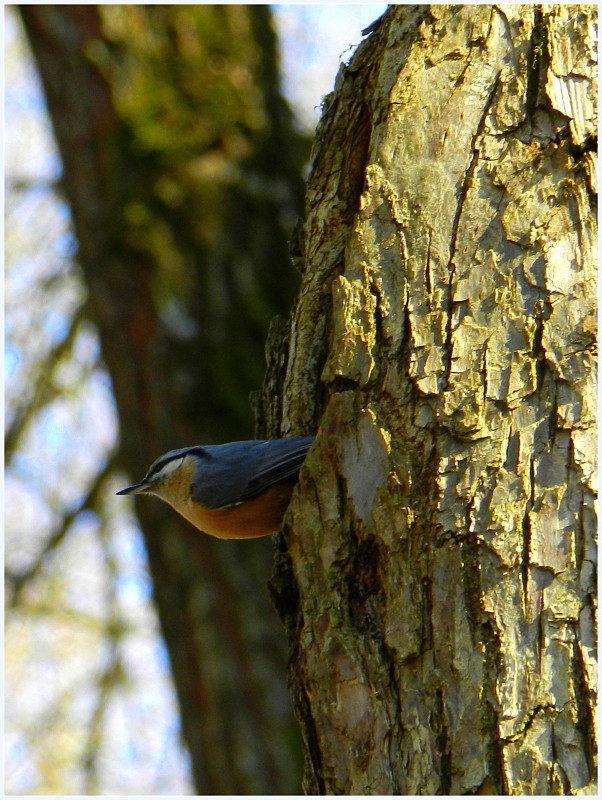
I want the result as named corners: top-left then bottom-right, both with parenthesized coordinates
top-left (82, 520), bottom-right (126, 794)
top-left (5, 304), bottom-right (86, 460)
top-left (7, 177), bottom-right (63, 193)
top-left (6, 453), bottom-right (118, 605)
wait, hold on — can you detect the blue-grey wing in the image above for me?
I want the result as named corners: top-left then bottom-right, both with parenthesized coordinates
top-left (192, 436), bottom-right (314, 509)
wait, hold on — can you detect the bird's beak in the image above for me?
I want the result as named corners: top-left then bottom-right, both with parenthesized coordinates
top-left (116, 482), bottom-right (148, 496)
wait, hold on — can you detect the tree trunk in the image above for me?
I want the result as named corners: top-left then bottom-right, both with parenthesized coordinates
top-left (20, 5), bottom-right (306, 793)
top-left (260, 5), bottom-right (597, 794)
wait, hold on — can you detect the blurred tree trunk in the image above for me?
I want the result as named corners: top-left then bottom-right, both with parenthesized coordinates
top-left (260, 5), bottom-right (597, 794)
top-left (20, 4), bottom-right (307, 794)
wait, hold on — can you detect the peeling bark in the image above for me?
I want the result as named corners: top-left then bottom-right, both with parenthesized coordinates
top-left (260, 5), bottom-right (597, 794)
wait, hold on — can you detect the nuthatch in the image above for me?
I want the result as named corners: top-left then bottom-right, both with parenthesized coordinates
top-left (117, 436), bottom-right (314, 539)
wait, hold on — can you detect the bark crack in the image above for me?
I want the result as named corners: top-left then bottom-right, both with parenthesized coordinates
top-left (444, 71), bottom-right (501, 387)
top-left (297, 683), bottom-right (326, 795)
top-left (572, 637), bottom-right (597, 782)
top-left (520, 456), bottom-right (535, 616)
top-left (425, 226), bottom-right (434, 308)
top-left (525, 6), bottom-right (546, 119)
top-left (500, 702), bottom-right (557, 744)
top-left (435, 688), bottom-right (452, 794)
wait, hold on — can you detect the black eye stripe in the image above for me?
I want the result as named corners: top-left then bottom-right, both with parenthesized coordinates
top-left (145, 447), bottom-right (209, 481)
top-left (145, 456), bottom-right (181, 481)
top-left (147, 460), bottom-right (171, 479)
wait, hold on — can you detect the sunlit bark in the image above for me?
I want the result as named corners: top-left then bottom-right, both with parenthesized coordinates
top-left (262, 5), bottom-right (597, 794)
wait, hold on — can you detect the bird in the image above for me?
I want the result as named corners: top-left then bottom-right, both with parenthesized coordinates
top-left (117, 436), bottom-right (314, 539)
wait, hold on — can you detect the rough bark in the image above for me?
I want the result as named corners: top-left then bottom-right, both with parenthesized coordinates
top-left (260, 5), bottom-right (597, 794)
top-left (20, 5), bottom-right (306, 793)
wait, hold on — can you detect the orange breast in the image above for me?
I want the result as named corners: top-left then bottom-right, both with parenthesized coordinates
top-left (172, 480), bottom-right (296, 539)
